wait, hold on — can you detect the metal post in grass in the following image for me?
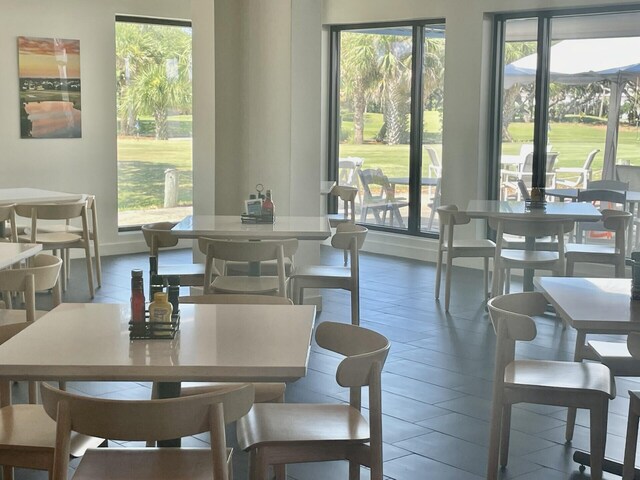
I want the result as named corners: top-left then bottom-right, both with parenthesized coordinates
top-left (164, 168), bottom-right (179, 208)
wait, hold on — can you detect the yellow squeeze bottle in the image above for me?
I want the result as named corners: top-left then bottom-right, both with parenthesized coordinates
top-left (149, 292), bottom-right (173, 322)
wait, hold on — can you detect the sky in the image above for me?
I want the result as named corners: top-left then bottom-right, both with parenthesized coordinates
top-left (18, 36), bottom-right (80, 79)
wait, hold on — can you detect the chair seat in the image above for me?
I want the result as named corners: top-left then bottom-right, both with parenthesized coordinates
top-left (499, 249), bottom-right (560, 266)
top-left (505, 360), bottom-right (614, 397)
top-left (290, 265), bottom-right (350, 280)
top-left (588, 340), bottom-right (640, 376)
top-left (445, 239), bottom-right (495, 257)
top-left (180, 382), bottom-right (285, 403)
top-left (237, 403), bottom-right (369, 451)
top-left (212, 276), bottom-right (280, 294)
top-left (73, 448), bottom-right (231, 480)
top-left (328, 214), bottom-right (352, 228)
top-left (566, 243), bottom-right (616, 258)
top-left (157, 263), bottom-right (207, 283)
top-left (19, 232), bottom-right (82, 247)
top-left (36, 225), bottom-right (83, 235)
top-left (0, 405), bottom-right (101, 458)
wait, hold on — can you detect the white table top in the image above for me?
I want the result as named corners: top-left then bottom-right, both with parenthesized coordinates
top-left (535, 277), bottom-right (640, 333)
top-left (0, 188), bottom-right (85, 205)
top-left (0, 243), bottom-right (42, 269)
top-left (466, 200), bottom-right (602, 220)
top-left (546, 188), bottom-right (640, 203)
top-left (172, 215), bottom-right (332, 240)
top-left (0, 303), bottom-right (316, 382)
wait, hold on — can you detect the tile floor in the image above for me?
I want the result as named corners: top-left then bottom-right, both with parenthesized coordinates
top-left (11, 247), bottom-right (639, 479)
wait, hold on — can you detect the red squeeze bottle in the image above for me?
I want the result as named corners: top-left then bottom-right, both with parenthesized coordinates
top-left (130, 269), bottom-right (146, 323)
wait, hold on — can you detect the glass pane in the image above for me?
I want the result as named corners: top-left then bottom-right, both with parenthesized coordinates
top-left (116, 21), bottom-right (193, 228)
top-left (420, 24), bottom-right (446, 233)
top-left (338, 27), bottom-right (412, 230)
top-left (500, 18), bottom-right (538, 201)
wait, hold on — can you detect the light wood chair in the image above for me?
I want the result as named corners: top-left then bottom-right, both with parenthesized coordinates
top-left (622, 332), bottom-right (640, 479)
top-left (489, 217), bottom-right (573, 297)
top-left (435, 205), bottom-right (495, 311)
top-left (290, 223), bottom-right (367, 325)
top-left (566, 209), bottom-right (631, 277)
top-left (0, 204), bottom-right (18, 243)
top-left (35, 196), bottom-right (102, 289)
top-left (237, 321), bottom-right (390, 480)
top-left (41, 382), bottom-right (254, 480)
top-left (0, 253), bottom-right (62, 403)
top-left (328, 185), bottom-right (357, 228)
top-left (15, 202), bottom-right (94, 298)
top-left (198, 238), bottom-right (298, 297)
top-left (142, 221), bottom-right (206, 287)
top-left (487, 292), bottom-right (615, 480)
top-left (574, 189), bottom-right (627, 244)
top-left (0, 323), bottom-right (101, 480)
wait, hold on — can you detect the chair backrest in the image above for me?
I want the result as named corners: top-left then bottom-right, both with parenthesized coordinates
top-left (616, 164), bottom-right (640, 191)
top-left (577, 188), bottom-right (627, 208)
top-left (41, 383), bottom-right (254, 480)
top-left (338, 157), bottom-right (363, 187)
top-left (601, 209), bottom-right (632, 253)
top-left (587, 179), bottom-right (629, 191)
top-left (519, 153), bottom-right (534, 173)
top-left (583, 149), bottom-right (600, 170)
top-left (516, 180), bottom-right (531, 201)
top-left (0, 254), bottom-right (62, 321)
top-left (179, 294), bottom-right (293, 305)
top-left (489, 217), bottom-right (573, 239)
top-left (487, 292), bottom-right (544, 387)
top-left (357, 168), bottom-right (395, 202)
top-left (15, 201), bottom-right (89, 243)
top-left (330, 185), bottom-right (358, 223)
top-left (436, 205), bottom-right (470, 250)
top-left (628, 332), bottom-right (640, 359)
top-left (425, 146), bottom-right (442, 177)
top-left (331, 223), bottom-right (367, 251)
top-left (142, 222), bottom-right (179, 255)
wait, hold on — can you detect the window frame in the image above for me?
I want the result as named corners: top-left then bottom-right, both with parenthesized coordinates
top-left (328, 19), bottom-right (446, 237)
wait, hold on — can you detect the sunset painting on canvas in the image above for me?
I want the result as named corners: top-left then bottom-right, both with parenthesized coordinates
top-left (18, 36), bottom-right (81, 138)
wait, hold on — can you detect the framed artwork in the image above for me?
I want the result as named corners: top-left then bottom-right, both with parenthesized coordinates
top-left (18, 36), bottom-right (81, 138)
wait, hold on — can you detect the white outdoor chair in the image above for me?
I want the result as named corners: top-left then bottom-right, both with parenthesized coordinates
top-left (555, 149), bottom-right (599, 189)
top-left (237, 321), bottom-right (390, 480)
top-left (435, 205), bottom-right (495, 311)
top-left (487, 292), bottom-right (615, 480)
top-left (425, 146), bottom-right (442, 177)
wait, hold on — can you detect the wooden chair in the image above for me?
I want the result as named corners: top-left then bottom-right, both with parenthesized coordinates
top-left (290, 223), bottom-right (367, 325)
top-left (237, 321), bottom-right (390, 480)
top-left (35, 196), bottom-right (102, 289)
top-left (555, 149), bottom-right (599, 189)
top-left (198, 238), bottom-right (297, 297)
top-left (357, 168), bottom-right (408, 227)
top-left (435, 205), bottom-right (495, 311)
top-left (574, 189), bottom-right (627, 244)
top-left (490, 217), bottom-right (573, 297)
top-left (328, 185), bottom-right (357, 228)
top-left (0, 253), bottom-right (62, 403)
top-left (487, 292), bottom-right (615, 480)
top-left (0, 204), bottom-right (18, 242)
top-left (566, 209), bottom-right (631, 277)
top-left (141, 222), bottom-right (206, 287)
top-left (15, 202), bottom-right (94, 298)
top-left (623, 332), bottom-right (640, 479)
top-left (0, 323), bottom-right (101, 480)
top-left (41, 382), bottom-right (254, 480)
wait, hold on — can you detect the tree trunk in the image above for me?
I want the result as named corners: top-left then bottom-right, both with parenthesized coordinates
top-left (155, 109), bottom-right (169, 140)
top-left (384, 79), bottom-right (405, 145)
top-left (353, 78), bottom-right (366, 144)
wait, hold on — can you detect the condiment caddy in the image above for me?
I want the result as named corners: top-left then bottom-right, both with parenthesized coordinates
top-left (241, 183), bottom-right (276, 224)
top-left (129, 268), bottom-right (180, 340)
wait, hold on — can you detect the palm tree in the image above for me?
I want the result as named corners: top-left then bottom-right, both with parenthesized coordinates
top-left (341, 33), bottom-right (379, 144)
top-left (502, 41), bottom-right (537, 140)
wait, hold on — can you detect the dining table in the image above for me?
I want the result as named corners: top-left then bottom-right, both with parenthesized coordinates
top-left (0, 302), bottom-right (316, 445)
top-left (0, 243), bottom-right (42, 269)
top-left (535, 276), bottom-right (640, 476)
top-left (0, 188), bottom-right (85, 205)
top-left (466, 200), bottom-right (602, 290)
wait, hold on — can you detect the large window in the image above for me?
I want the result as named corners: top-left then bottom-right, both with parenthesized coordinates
top-left (116, 17), bottom-right (193, 229)
top-left (329, 22), bottom-right (446, 235)
top-left (492, 9), bottom-right (640, 201)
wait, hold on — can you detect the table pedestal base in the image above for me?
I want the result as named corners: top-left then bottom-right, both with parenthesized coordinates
top-left (157, 382), bottom-right (182, 447)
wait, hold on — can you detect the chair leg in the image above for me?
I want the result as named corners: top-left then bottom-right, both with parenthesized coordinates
top-left (566, 258), bottom-right (575, 276)
top-left (3, 466), bottom-right (13, 480)
top-left (491, 265), bottom-right (501, 299)
top-left (566, 407), bottom-right (577, 442)
top-left (444, 253), bottom-right (453, 311)
top-left (84, 243), bottom-right (95, 299)
top-left (60, 250), bottom-right (67, 292)
top-left (589, 400), bottom-right (608, 480)
top-left (343, 250), bottom-right (348, 267)
top-left (274, 464), bottom-right (286, 480)
top-left (487, 399), bottom-right (503, 480)
top-left (350, 287), bottom-right (359, 326)
top-left (92, 235), bottom-right (102, 288)
top-left (499, 404), bottom-right (512, 467)
top-left (435, 248), bottom-right (443, 300)
top-left (249, 448), bottom-right (270, 480)
top-left (349, 460), bottom-right (360, 480)
top-left (623, 394), bottom-right (640, 480)
top-left (28, 381), bottom-right (37, 404)
top-left (504, 268), bottom-right (511, 294)
top-left (483, 257), bottom-right (490, 301)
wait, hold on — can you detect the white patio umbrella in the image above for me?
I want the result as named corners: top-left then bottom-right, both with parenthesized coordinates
top-left (504, 37), bottom-right (640, 179)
